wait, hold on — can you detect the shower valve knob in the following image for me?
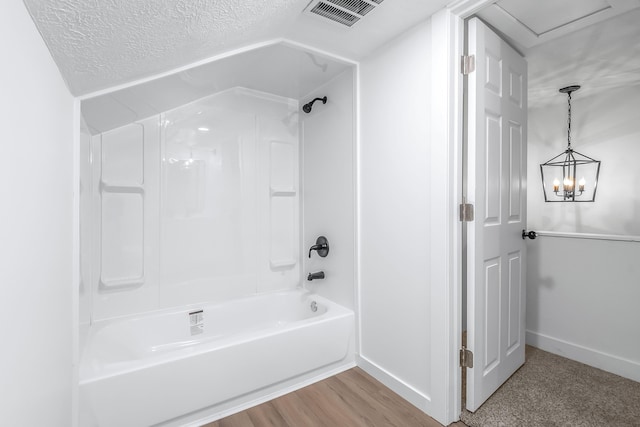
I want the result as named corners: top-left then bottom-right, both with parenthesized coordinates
top-left (308, 236), bottom-right (329, 258)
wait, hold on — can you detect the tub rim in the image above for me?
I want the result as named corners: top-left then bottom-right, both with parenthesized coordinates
top-left (79, 289), bottom-right (353, 384)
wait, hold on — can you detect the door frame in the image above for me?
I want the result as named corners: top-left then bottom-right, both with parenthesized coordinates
top-left (429, 0), bottom-right (500, 423)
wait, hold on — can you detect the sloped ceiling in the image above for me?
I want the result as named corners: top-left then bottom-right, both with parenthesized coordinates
top-left (23, 0), bottom-right (306, 95)
top-left (23, 0), bottom-right (450, 96)
top-left (81, 43), bottom-right (352, 134)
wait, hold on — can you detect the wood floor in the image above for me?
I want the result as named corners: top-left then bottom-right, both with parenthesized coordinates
top-left (205, 367), bottom-right (467, 427)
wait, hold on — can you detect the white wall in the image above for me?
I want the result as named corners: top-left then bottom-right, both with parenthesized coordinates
top-left (526, 83), bottom-right (640, 382)
top-left (528, 86), bottom-right (640, 236)
top-left (359, 17), bottom-right (435, 415)
top-left (526, 236), bottom-right (640, 381)
top-left (302, 69), bottom-right (355, 309)
top-left (0, 2), bottom-right (75, 426)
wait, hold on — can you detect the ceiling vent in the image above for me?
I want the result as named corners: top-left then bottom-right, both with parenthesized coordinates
top-left (306, 0), bottom-right (384, 27)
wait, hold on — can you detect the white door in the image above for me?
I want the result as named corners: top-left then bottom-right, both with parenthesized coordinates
top-left (466, 17), bottom-right (527, 412)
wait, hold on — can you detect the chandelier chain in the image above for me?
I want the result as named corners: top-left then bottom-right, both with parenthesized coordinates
top-left (567, 91), bottom-right (572, 149)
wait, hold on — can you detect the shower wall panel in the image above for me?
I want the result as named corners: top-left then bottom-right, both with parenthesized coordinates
top-left (158, 90), bottom-right (301, 306)
top-left (90, 117), bottom-right (160, 320)
top-left (80, 119), bottom-right (92, 332)
top-left (87, 89), bottom-right (300, 321)
top-left (302, 69), bottom-right (355, 309)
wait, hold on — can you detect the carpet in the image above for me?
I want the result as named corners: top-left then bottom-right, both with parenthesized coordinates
top-left (460, 346), bottom-right (640, 427)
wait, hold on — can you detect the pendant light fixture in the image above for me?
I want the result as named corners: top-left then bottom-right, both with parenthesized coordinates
top-left (540, 85), bottom-right (601, 202)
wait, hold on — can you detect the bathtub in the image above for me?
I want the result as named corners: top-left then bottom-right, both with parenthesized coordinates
top-left (79, 290), bottom-right (354, 427)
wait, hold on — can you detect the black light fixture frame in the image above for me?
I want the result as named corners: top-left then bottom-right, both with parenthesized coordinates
top-left (540, 85), bottom-right (601, 202)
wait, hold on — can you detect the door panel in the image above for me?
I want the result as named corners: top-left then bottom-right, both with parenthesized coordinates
top-left (466, 16), bottom-right (527, 412)
top-left (507, 252), bottom-right (522, 352)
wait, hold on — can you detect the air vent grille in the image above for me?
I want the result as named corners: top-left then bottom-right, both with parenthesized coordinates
top-left (310, 2), bottom-right (360, 26)
top-left (307, 0), bottom-right (384, 27)
top-left (326, 0), bottom-right (374, 16)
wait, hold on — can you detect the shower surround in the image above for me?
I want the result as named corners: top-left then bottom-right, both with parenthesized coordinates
top-left (86, 88), bottom-right (302, 320)
top-left (78, 43), bottom-right (356, 425)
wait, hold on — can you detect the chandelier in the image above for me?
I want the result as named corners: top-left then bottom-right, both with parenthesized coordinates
top-left (540, 85), bottom-right (601, 202)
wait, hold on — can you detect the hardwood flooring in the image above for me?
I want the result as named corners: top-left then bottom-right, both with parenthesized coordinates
top-left (205, 367), bottom-right (467, 427)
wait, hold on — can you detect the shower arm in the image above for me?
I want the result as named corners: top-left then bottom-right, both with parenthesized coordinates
top-left (302, 96), bottom-right (327, 113)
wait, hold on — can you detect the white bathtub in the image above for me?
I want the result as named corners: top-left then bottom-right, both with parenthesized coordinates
top-left (79, 290), bottom-right (354, 427)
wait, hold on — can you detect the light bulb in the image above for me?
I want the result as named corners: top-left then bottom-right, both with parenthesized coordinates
top-left (563, 177), bottom-right (574, 191)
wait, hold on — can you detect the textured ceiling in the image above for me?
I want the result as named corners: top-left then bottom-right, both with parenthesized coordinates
top-left (23, 0), bottom-right (450, 96)
top-left (27, 0), bottom-right (636, 102)
top-left (24, 0), bottom-right (306, 95)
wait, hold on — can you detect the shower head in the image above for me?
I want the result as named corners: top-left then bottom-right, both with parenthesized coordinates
top-left (302, 96), bottom-right (327, 113)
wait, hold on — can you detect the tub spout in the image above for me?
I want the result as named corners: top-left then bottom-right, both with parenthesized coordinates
top-left (307, 271), bottom-right (325, 281)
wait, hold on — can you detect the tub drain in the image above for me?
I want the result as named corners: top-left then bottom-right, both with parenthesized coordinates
top-left (310, 301), bottom-right (318, 312)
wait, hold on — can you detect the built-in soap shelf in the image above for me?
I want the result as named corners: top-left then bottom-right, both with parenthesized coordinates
top-left (269, 259), bottom-right (297, 269)
top-left (100, 182), bottom-right (145, 195)
top-left (99, 180), bottom-right (146, 292)
top-left (270, 186), bottom-right (296, 197)
top-left (268, 140), bottom-right (298, 273)
top-left (99, 277), bottom-right (145, 291)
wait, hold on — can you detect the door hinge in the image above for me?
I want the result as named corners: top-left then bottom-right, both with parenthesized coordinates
top-left (461, 55), bottom-right (475, 75)
top-left (459, 202), bottom-right (474, 222)
top-left (460, 347), bottom-right (474, 368)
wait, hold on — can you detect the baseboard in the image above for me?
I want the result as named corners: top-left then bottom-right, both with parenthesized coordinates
top-left (526, 330), bottom-right (640, 383)
top-left (356, 355), bottom-right (432, 413)
top-left (175, 359), bottom-right (356, 427)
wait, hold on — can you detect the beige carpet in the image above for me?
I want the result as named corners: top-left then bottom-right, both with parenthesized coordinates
top-left (461, 346), bottom-right (640, 427)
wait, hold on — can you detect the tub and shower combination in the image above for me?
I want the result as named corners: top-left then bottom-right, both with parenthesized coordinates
top-left (80, 291), bottom-right (354, 426)
top-left (79, 42), bottom-right (356, 426)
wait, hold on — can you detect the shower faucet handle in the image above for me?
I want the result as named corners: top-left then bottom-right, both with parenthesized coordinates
top-left (308, 236), bottom-right (329, 258)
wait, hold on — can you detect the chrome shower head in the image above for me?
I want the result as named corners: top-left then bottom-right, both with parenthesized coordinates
top-left (302, 96), bottom-right (327, 113)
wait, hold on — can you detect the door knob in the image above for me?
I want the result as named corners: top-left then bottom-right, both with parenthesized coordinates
top-left (522, 230), bottom-right (537, 240)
